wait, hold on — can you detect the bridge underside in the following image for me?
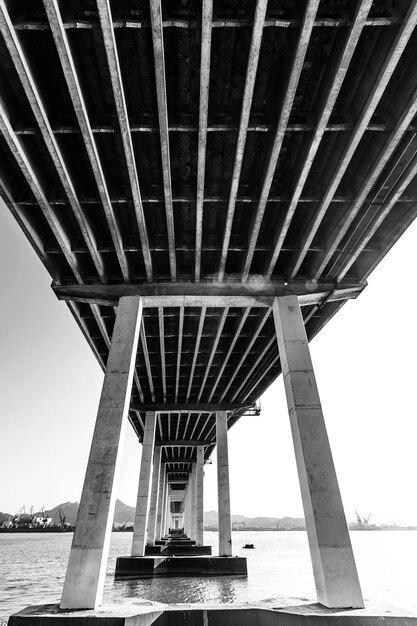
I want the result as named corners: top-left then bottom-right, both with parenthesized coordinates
top-left (3, 0), bottom-right (417, 619)
top-left (1, 0), bottom-right (417, 453)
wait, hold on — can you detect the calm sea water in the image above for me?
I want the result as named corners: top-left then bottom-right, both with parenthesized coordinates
top-left (0, 530), bottom-right (416, 619)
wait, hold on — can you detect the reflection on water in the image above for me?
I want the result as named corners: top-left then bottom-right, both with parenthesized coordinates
top-left (114, 576), bottom-right (242, 605)
top-left (1, 530), bottom-right (417, 619)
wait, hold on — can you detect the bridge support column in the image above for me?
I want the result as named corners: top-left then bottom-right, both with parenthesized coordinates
top-left (60, 296), bottom-right (142, 610)
top-left (196, 445), bottom-right (204, 546)
top-left (216, 411), bottom-right (232, 556)
top-left (164, 479), bottom-right (171, 535)
top-left (190, 463), bottom-right (197, 540)
top-left (184, 480), bottom-right (192, 537)
top-left (146, 446), bottom-right (161, 545)
top-left (272, 296), bottom-right (364, 609)
top-left (156, 461), bottom-right (165, 539)
top-left (162, 475), bottom-right (169, 537)
top-left (131, 411), bottom-right (157, 555)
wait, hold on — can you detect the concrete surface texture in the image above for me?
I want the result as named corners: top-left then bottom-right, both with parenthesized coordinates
top-left (156, 462), bottom-right (165, 541)
top-left (216, 411), bottom-right (232, 557)
top-left (132, 411), bottom-right (158, 557)
top-left (147, 447), bottom-right (162, 546)
top-left (196, 447), bottom-right (204, 546)
top-left (114, 556), bottom-right (248, 579)
top-left (273, 296), bottom-right (364, 609)
top-left (9, 600), bottom-right (417, 626)
top-left (59, 297), bottom-right (143, 611)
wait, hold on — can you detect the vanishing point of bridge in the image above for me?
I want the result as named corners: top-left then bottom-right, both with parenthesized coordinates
top-left (3, 0), bottom-right (417, 622)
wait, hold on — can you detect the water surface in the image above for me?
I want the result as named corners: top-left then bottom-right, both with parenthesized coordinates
top-left (1, 530), bottom-right (416, 619)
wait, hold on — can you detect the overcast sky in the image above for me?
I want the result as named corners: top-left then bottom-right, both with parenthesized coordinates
top-left (0, 200), bottom-right (416, 526)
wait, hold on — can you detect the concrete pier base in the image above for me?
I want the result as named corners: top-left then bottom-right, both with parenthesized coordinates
top-left (9, 601), bottom-right (417, 626)
top-left (145, 544), bottom-right (212, 556)
top-left (114, 556), bottom-right (247, 578)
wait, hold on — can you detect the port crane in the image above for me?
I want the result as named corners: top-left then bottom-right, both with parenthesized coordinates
top-left (355, 510), bottom-right (372, 529)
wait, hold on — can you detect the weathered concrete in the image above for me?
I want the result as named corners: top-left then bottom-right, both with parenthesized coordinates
top-left (184, 481), bottom-right (192, 538)
top-left (8, 600), bottom-right (417, 626)
top-left (147, 447), bottom-right (162, 545)
top-left (155, 461), bottom-right (165, 541)
top-left (115, 556), bottom-right (247, 578)
top-left (216, 411), bottom-right (232, 557)
top-left (131, 411), bottom-right (158, 556)
top-left (144, 544), bottom-right (211, 556)
top-left (161, 471), bottom-right (168, 538)
top-left (196, 447), bottom-right (204, 546)
top-left (60, 296), bottom-right (143, 610)
top-left (190, 464), bottom-right (197, 541)
top-left (273, 295), bottom-right (364, 609)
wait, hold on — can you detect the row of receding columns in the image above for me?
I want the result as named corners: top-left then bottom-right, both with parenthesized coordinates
top-left (129, 416), bottom-right (231, 555)
top-left (59, 294), bottom-right (364, 611)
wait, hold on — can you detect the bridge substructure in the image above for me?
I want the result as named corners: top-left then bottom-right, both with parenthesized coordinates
top-left (3, 0), bottom-right (417, 624)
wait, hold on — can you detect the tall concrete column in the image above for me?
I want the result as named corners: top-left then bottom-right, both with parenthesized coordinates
top-left (160, 470), bottom-right (168, 538)
top-left (131, 411), bottom-right (157, 555)
top-left (146, 446), bottom-right (162, 545)
top-left (216, 411), bottom-right (232, 556)
top-left (60, 296), bottom-right (142, 610)
top-left (166, 491), bottom-right (172, 533)
top-left (184, 481), bottom-right (192, 537)
top-left (196, 445), bottom-right (204, 546)
top-left (164, 484), bottom-right (170, 535)
top-left (190, 463), bottom-right (197, 540)
top-left (156, 461), bottom-right (165, 540)
top-left (273, 296), bottom-right (364, 609)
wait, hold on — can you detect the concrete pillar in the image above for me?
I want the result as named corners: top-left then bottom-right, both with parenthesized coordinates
top-left (190, 464), bottom-right (197, 540)
top-left (196, 445), bottom-right (204, 546)
top-left (60, 296), bottom-right (142, 610)
top-left (216, 411), bottom-right (232, 556)
top-left (161, 471), bottom-right (168, 538)
top-left (273, 296), bottom-right (364, 609)
top-left (156, 461), bottom-right (165, 540)
top-left (166, 491), bottom-right (172, 533)
top-left (163, 484), bottom-right (170, 535)
top-left (131, 411), bottom-right (157, 555)
top-left (184, 481), bottom-right (192, 537)
top-left (146, 446), bottom-right (162, 545)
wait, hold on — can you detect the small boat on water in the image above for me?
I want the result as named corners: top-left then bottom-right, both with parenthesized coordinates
top-left (243, 543), bottom-right (255, 549)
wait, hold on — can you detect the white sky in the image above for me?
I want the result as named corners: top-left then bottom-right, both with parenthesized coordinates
top-left (0, 200), bottom-right (416, 526)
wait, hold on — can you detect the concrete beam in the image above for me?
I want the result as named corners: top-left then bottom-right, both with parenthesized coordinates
top-left (131, 403), bottom-right (252, 413)
top-left (167, 479), bottom-right (189, 484)
top-left (149, 0), bottom-right (176, 280)
top-left (96, 0), bottom-right (153, 280)
top-left (52, 280), bottom-right (366, 308)
top-left (195, 0), bottom-right (212, 281)
top-left (155, 440), bottom-right (210, 447)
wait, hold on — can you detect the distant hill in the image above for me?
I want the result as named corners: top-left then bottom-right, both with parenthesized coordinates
top-left (45, 502), bottom-right (80, 526)
top-left (2, 502), bottom-right (304, 529)
top-left (204, 510), bottom-right (305, 529)
top-left (40, 500), bottom-right (136, 526)
top-left (0, 500), bottom-right (136, 527)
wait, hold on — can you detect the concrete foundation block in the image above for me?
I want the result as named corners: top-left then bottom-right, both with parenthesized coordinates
top-left (8, 603), bottom-right (417, 626)
top-left (145, 545), bottom-right (211, 556)
top-left (114, 556), bottom-right (247, 579)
